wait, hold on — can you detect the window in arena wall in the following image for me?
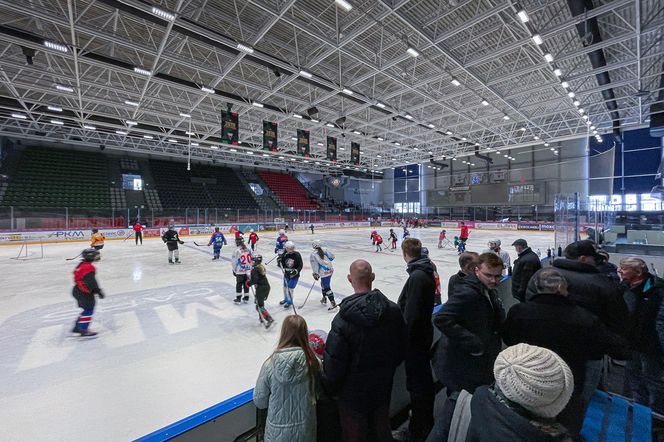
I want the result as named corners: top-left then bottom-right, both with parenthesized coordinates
top-left (624, 194), bottom-right (638, 211)
top-left (641, 193), bottom-right (662, 211)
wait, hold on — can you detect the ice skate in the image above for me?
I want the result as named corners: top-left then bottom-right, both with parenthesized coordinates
top-left (328, 299), bottom-right (338, 311)
top-left (242, 296), bottom-right (249, 303)
top-left (264, 316), bottom-right (275, 329)
top-left (175, 259), bottom-right (181, 264)
top-left (233, 296), bottom-right (242, 304)
top-left (320, 296), bottom-right (327, 305)
top-left (279, 299), bottom-right (286, 305)
top-left (168, 259), bottom-right (174, 264)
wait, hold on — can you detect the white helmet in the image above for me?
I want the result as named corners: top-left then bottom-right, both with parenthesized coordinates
top-left (488, 239), bottom-right (501, 249)
top-left (278, 229), bottom-right (285, 235)
top-left (250, 229), bottom-right (254, 233)
top-left (285, 241), bottom-right (295, 251)
top-left (312, 240), bottom-right (322, 249)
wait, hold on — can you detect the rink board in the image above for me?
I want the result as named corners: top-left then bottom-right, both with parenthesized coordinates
top-left (0, 227), bottom-right (553, 441)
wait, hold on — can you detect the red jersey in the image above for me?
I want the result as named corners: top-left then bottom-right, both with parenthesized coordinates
top-left (439, 231), bottom-right (446, 240)
top-left (234, 230), bottom-right (243, 239)
top-left (249, 232), bottom-right (258, 244)
top-left (460, 226), bottom-right (469, 239)
top-left (74, 261), bottom-right (96, 294)
top-left (374, 234), bottom-right (383, 244)
top-left (133, 223), bottom-right (143, 232)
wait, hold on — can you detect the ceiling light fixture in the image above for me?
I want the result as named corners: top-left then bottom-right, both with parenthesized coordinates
top-left (116, 130), bottom-right (128, 135)
top-left (252, 101), bottom-right (264, 108)
top-left (201, 86), bottom-right (216, 94)
top-left (503, 115), bottom-right (510, 120)
top-left (151, 6), bottom-right (175, 21)
top-left (352, 130), bottom-right (361, 135)
top-left (335, 0), bottom-right (353, 12)
top-left (44, 41), bottom-right (68, 52)
top-left (532, 34), bottom-right (543, 45)
top-left (427, 123), bottom-right (435, 128)
top-left (446, 130), bottom-right (453, 135)
top-left (553, 68), bottom-right (562, 77)
top-left (12, 113), bottom-right (27, 119)
top-left (143, 135), bottom-right (154, 139)
top-left (481, 100), bottom-right (489, 106)
top-left (573, 100), bottom-right (580, 106)
top-left (406, 47), bottom-right (420, 57)
top-left (134, 67), bottom-right (152, 76)
top-left (326, 123), bottom-right (334, 128)
top-left (179, 112), bottom-right (191, 118)
top-left (377, 137), bottom-right (384, 141)
top-left (450, 78), bottom-right (461, 87)
top-left (50, 119), bottom-right (64, 125)
top-left (83, 125), bottom-right (96, 130)
top-left (405, 114), bottom-right (413, 120)
top-left (517, 9), bottom-right (529, 23)
top-left (578, 108), bottom-right (584, 114)
top-left (168, 138), bottom-right (177, 143)
top-left (544, 53), bottom-right (554, 63)
top-left (293, 113), bottom-right (303, 118)
top-left (126, 120), bottom-right (138, 126)
top-left (299, 70), bottom-right (312, 78)
top-left (56, 84), bottom-right (74, 92)
top-left (376, 102), bottom-right (386, 108)
top-left (568, 91), bottom-right (575, 98)
top-left (342, 88), bottom-right (354, 95)
top-left (125, 100), bottom-right (139, 106)
top-left (47, 105), bottom-right (62, 112)
top-left (237, 43), bottom-right (254, 54)
top-left (561, 81), bottom-right (569, 88)
top-left (534, 135), bottom-right (540, 140)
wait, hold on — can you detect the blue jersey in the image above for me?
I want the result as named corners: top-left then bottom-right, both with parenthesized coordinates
top-left (209, 232), bottom-right (226, 247)
top-left (275, 234), bottom-right (288, 254)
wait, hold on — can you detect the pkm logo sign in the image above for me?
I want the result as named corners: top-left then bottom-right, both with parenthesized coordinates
top-left (48, 230), bottom-right (86, 240)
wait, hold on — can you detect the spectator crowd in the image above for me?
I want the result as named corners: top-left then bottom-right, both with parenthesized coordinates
top-left (253, 236), bottom-right (664, 442)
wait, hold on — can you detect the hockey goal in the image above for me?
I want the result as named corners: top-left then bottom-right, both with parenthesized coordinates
top-left (10, 240), bottom-right (44, 260)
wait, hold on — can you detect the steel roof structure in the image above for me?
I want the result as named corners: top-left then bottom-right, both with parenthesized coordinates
top-left (0, 0), bottom-right (661, 175)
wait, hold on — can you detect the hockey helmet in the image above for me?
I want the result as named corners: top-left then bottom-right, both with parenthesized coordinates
top-left (250, 229), bottom-right (254, 233)
top-left (168, 224), bottom-right (175, 230)
top-left (214, 227), bottom-right (220, 232)
top-left (488, 239), bottom-right (501, 249)
top-left (82, 248), bottom-right (100, 262)
top-left (312, 239), bottom-right (322, 249)
top-left (278, 229), bottom-right (285, 235)
top-left (91, 228), bottom-right (98, 233)
top-left (235, 237), bottom-right (245, 246)
top-left (285, 241), bottom-right (295, 251)
top-left (252, 254), bottom-right (263, 265)
top-left (371, 230), bottom-right (377, 234)
top-left (421, 247), bottom-right (429, 256)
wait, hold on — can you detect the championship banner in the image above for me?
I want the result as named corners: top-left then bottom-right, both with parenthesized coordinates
top-left (326, 136), bottom-right (337, 162)
top-left (351, 142), bottom-right (360, 165)
top-left (263, 121), bottom-right (278, 151)
top-left (221, 110), bottom-right (239, 145)
top-left (297, 129), bottom-right (310, 157)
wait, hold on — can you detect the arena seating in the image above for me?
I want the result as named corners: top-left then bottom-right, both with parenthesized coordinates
top-left (1, 148), bottom-right (111, 208)
top-left (257, 171), bottom-right (320, 210)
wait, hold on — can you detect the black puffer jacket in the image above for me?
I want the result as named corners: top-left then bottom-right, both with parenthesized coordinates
top-left (526, 259), bottom-right (627, 335)
top-left (323, 289), bottom-right (407, 411)
top-left (397, 256), bottom-right (436, 392)
top-left (511, 248), bottom-right (542, 302)
top-left (447, 270), bottom-right (466, 297)
top-left (432, 274), bottom-right (505, 392)
top-left (623, 274), bottom-right (664, 355)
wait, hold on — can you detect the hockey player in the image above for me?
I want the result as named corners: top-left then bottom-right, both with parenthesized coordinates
top-left (133, 221), bottom-right (144, 245)
top-left (231, 238), bottom-right (253, 304)
top-left (280, 241), bottom-right (302, 308)
top-left (458, 221), bottom-right (469, 253)
top-left (370, 230), bottom-right (377, 245)
top-left (438, 229), bottom-right (447, 248)
top-left (310, 240), bottom-right (337, 310)
top-left (207, 227), bottom-right (227, 260)
top-left (249, 254), bottom-right (274, 328)
top-left (421, 247), bottom-right (442, 306)
top-left (310, 224), bottom-right (315, 235)
top-left (274, 229), bottom-right (289, 268)
top-left (389, 228), bottom-right (398, 249)
top-left (486, 239), bottom-right (511, 274)
top-left (90, 228), bottom-right (105, 251)
top-left (374, 232), bottom-right (384, 252)
top-left (162, 225), bottom-right (184, 264)
top-left (402, 226), bottom-right (410, 239)
top-left (248, 229), bottom-right (259, 252)
top-left (71, 248), bottom-right (104, 337)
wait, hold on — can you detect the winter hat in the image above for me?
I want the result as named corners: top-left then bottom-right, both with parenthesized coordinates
top-left (494, 343), bottom-right (573, 418)
top-left (308, 329), bottom-right (328, 359)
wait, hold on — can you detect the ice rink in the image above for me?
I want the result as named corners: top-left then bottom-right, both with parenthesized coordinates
top-left (0, 226), bottom-right (553, 441)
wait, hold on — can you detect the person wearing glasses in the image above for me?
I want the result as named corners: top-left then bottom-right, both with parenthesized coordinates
top-left (430, 252), bottom-right (506, 440)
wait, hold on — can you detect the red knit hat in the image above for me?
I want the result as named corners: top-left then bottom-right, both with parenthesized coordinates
top-left (308, 329), bottom-right (328, 359)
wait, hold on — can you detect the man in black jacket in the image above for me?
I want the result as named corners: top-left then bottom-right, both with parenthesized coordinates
top-left (396, 238), bottom-right (436, 441)
top-left (323, 259), bottom-right (407, 441)
top-left (525, 239), bottom-right (627, 405)
top-left (504, 268), bottom-right (628, 435)
top-left (447, 251), bottom-right (479, 297)
top-left (510, 238), bottom-right (541, 302)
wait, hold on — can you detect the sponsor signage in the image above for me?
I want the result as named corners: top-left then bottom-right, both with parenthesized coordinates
top-left (475, 222), bottom-right (518, 230)
top-left (517, 223), bottom-right (541, 231)
top-left (540, 223), bottom-right (555, 231)
top-left (449, 186), bottom-right (470, 192)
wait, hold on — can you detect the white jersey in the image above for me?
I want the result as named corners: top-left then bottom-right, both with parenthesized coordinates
top-left (232, 247), bottom-right (253, 275)
top-left (310, 249), bottom-right (335, 278)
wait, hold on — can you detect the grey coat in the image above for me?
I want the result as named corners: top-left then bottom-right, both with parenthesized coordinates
top-left (253, 347), bottom-right (317, 442)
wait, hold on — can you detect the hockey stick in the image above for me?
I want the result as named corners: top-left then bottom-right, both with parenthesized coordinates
top-left (122, 232), bottom-right (134, 242)
top-left (66, 252), bottom-right (83, 261)
top-left (265, 254), bottom-right (278, 265)
top-left (651, 263), bottom-right (659, 277)
top-left (298, 280), bottom-right (318, 309)
top-left (193, 241), bottom-right (208, 247)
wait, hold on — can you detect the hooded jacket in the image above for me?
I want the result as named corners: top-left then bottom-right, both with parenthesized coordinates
top-left (254, 347), bottom-right (317, 442)
top-left (433, 273), bottom-right (505, 392)
top-left (526, 259), bottom-right (627, 336)
top-left (511, 247), bottom-right (542, 302)
top-left (323, 289), bottom-right (407, 411)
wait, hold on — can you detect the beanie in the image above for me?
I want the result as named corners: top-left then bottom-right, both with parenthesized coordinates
top-left (494, 343), bottom-right (574, 418)
top-left (308, 329), bottom-right (328, 359)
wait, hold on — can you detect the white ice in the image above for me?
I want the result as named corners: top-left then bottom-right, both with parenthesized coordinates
top-left (0, 227), bottom-right (554, 441)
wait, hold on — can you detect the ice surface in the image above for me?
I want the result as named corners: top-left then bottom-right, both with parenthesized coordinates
top-left (0, 227), bottom-right (553, 441)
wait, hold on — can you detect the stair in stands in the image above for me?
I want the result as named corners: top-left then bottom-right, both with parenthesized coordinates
top-left (257, 171), bottom-right (320, 210)
top-left (238, 169), bottom-right (281, 211)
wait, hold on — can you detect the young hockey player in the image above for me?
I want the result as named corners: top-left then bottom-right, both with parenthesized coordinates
top-left (402, 226), bottom-right (410, 239)
top-left (458, 221), bottom-right (469, 253)
top-left (421, 247), bottom-right (442, 306)
top-left (280, 241), bottom-right (302, 308)
top-left (249, 254), bottom-right (274, 328)
top-left (248, 229), bottom-right (259, 252)
top-left (374, 232), bottom-right (384, 252)
top-left (485, 239), bottom-right (511, 275)
top-left (310, 224), bottom-right (315, 234)
top-left (162, 225), bottom-right (184, 264)
top-left (71, 248), bottom-right (104, 337)
top-left (133, 221), bottom-right (144, 245)
top-left (90, 228), bottom-right (105, 251)
top-left (232, 238), bottom-right (253, 304)
top-left (438, 229), bottom-right (447, 248)
top-left (274, 229), bottom-right (289, 268)
top-left (370, 230), bottom-right (377, 245)
top-left (207, 227), bottom-right (227, 260)
top-left (389, 228), bottom-right (398, 249)
top-left (310, 240), bottom-right (337, 310)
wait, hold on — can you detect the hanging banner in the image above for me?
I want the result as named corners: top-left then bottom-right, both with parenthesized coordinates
top-left (221, 110), bottom-right (239, 145)
top-left (263, 121), bottom-right (278, 151)
top-left (351, 142), bottom-right (360, 165)
top-left (326, 136), bottom-right (337, 162)
top-left (297, 129), bottom-right (310, 157)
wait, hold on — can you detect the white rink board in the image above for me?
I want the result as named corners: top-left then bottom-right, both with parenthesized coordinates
top-left (0, 227), bottom-right (553, 441)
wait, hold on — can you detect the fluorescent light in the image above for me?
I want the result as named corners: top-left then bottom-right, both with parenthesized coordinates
top-left (290, 158), bottom-right (296, 161)
top-left (83, 125), bottom-right (96, 130)
top-left (446, 130), bottom-right (453, 135)
top-left (352, 130), bottom-right (361, 135)
top-left (116, 130), bottom-right (127, 135)
top-left (544, 142), bottom-right (549, 147)
top-left (125, 100), bottom-right (139, 106)
top-left (504, 154), bottom-right (509, 158)
top-left (427, 123), bottom-right (435, 128)
top-left (561, 81), bottom-right (569, 88)
top-left (450, 78), bottom-right (461, 87)
top-left (210, 145), bottom-right (219, 149)
top-left (503, 115), bottom-right (510, 120)
top-left (44, 41), bottom-right (68, 52)
top-left (339, 147), bottom-right (345, 150)
top-left (376, 102), bottom-right (386, 108)
top-left (342, 88), bottom-right (354, 95)
top-left (553, 68), bottom-right (562, 77)
top-left (461, 137), bottom-right (467, 141)
top-left (12, 113), bottom-right (27, 119)
top-left (230, 148), bottom-right (238, 152)
top-left (201, 86), bottom-right (216, 94)
top-left (550, 147), bottom-right (555, 151)
top-left (405, 114), bottom-right (413, 120)
top-left (532, 34), bottom-right (543, 45)
top-left (237, 43), bottom-right (254, 54)
top-left (452, 158), bottom-right (457, 161)
top-left (168, 138), bottom-right (177, 143)
top-left (299, 70), bottom-right (312, 78)
top-left (578, 108), bottom-right (584, 114)
top-left (191, 143), bottom-right (199, 147)
top-left (134, 67), bottom-right (152, 76)
top-left (47, 106), bottom-right (62, 112)
top-left (126, 120), bottom-right (138, 126)
top-left (394, 142), bottom-right (401, 146)
top-left (406, 47), bottom-right (420, 57)
top-left (143, 135), bottom-right (154, 139)
top-left (582, 115), bottom-right (589, 120)
top-left (533, 135), bottom-right (540, 140)
top-left (544, 53), bottom-right (554, 63)
top-left (573, 100), bottom-right (580, 106)
top-left (263, 153), bottom-right (269, 157)
top-left (179, 112), bottom-right (191, 118)
top-left (317, 142), bottom-right (324, 146)
top-left (517, 9), bottom-right (529, 23)
top-left (590, 126), bottom-right (596, 130)
top-left (519, 127), bottom-right (526, 131)
top-left (252, 101), bottom-right (264, 108)
top-left (293, 113), bottom-right (303, 118)
top-left (56, 84), bottom-right (74, 92)
top-left (185, 131), bottom-right (195, 135)
top-left (481, 100), bottom-right (489, 106)
top-left (326, 123), bottom-right (334, 128)
top-left (377, 137), bottom-right (384, 141)
top-left (278, 156), bottom-right (284, 159)
top-left (311, 118), bottom-right (319, 123)
top-left (152, 6), bottom-right (175, 21)
top-left (335, 0), bottom-right (353, 12)
top-left (247, 151), bottom-right (254, 155)
top-left (568, 91), bottom-right (575, 98)
top-left (50, 119), bottom-right (64, 125)
top-left (413, 147), bottom-right (419, 151)
top-left (291, 137), bottom-right (298, 141)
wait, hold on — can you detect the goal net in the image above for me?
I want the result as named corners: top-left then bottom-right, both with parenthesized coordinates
top-left (10, 240), bottom-right (44, 261)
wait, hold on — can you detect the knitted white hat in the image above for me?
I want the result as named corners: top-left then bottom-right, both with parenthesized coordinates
top-left (494, 343), bottom-right (574, 418)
